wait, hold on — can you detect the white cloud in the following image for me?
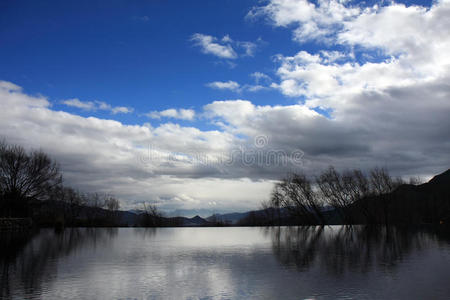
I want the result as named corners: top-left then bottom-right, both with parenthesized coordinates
top-left (221, 34), bottom-right (233, 43)
top-left (1, 81), bottom-right (270, 212)
top-left (62, 98), bottom-right (134, 114)
top-left (338, 1), bottom-right (450, 77)
top-left (206, 81), bottom-right (241, 91)
top-left (111, 106), bottom-right (134, 114)
top-left (206, 80), bottom-right (271, 93)
top-left (250, 72), bottom-right (272, 84)
top-left (0, 81), bottom-right (23, 92)
top-left (191, 33), bottom-right (259, 60)
top-left (62, 98), bottom-right (96, 110)
top-left (191, 33), bottom-right (237, 59)
top-left (245, 85), bottom-right (267, 92)
top-left (248, 0), bottom-right (360, 43)
top-left (1, 80), bottom-right (449, 212)
top-left (238, 41), bottom-right (257, 57)
top-left (207, 73), bottom-right (274, 93)
top-left (96, 101), bottom-right (134, 115)
top-left (264, 0), bottom-right (450, 108)
top-left (240, 0), bottom-right (450, 177)
top-left (147, 108), bottom-right (196, 121)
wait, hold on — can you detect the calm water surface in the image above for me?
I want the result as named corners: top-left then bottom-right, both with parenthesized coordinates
top-left (1, 226), bottom-right (450, 300)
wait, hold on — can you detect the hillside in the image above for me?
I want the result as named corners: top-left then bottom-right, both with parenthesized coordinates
top-left (351, 168), bottom-right (450, 224)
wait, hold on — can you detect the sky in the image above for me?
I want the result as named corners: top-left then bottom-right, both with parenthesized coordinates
top-left (1, 0), bottom-right (449, 216)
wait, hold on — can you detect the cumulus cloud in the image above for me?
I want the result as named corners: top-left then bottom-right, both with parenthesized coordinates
top-left (207, 75), bottom-right (273, 93)
top-left (248, 0), bottom-right (360, 43)
top-left (206, 81), bottom-right (241, 91)
top-left (191, 33), bottom-right (238, 59)
top-left (1, 81), bottom-right (273, 212)
top-left (191, 33), bottom-right (259, 59)
top-left (146, 108), bottom-right (196, 121)
top-left (204, 93), bottom-right (449, 177)
top-left (250, 72), bottom-right (272, 84)
top-left (206, 81), bottom-right (268, 93)
top-left (1, 77), bottom-right (449, 212)
top-left (245, 85), bottom-right (267, 92)
top-left (260, 0), bottom-right (450, 111)
top-left (62, 98), bottom-right (134, 114)
top-left (238, 41), bottom-right (257, 57)
top-left (111, 106), bottom-right (134, 114)
top-left (240, 0), bottom-right (450, 177)
top-left (62, 98), bottom-right (96, 110)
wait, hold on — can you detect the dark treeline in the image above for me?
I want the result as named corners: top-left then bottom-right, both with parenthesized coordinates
top-left (250, 166), bottom-right (450, 226)
top-left (0, 141), bottom-right (162, 227)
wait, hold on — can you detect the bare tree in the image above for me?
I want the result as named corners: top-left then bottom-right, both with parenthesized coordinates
top-left (316, 167), bottom-right (356, 224)
top-left (270, 165), bottom-right (441, 226)
top-left (408, 176), bottom-right (423, 185)
top-left (141, 202), bottom-right (164, 227)
top-left (0, 141), bottom-right (62, 216)
top-left (369, 167), bottom-right (404, 225)
top-left (82, 192), bottom-right (106, 224)
top-left (316, 167), bottom-right (405, 225)
top-left (103, 195), bottom-right (120, 225)
top-left (104, 196), bottom-right (120, 211)
top-left (60, 187), bottom-right (85, 224)
top-left (271, 173), bottom-right (324, 225)
top-left (261, 199), bottom-right (278, 225)
top-left (349, 170), bottom-right (376, 223)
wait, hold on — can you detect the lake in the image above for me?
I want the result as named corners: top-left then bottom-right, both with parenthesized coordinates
top-left (1, 226), bottom-right (450, 299)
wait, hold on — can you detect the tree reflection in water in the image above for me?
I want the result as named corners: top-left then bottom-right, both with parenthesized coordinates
top-left (1, 225), bottom-right (449, 299)
top-left (0, 228), bottom-right (117, 299)
top-left (263, 225), bottom-right (450, 275)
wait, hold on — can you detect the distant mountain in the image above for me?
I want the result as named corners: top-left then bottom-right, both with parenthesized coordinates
top-left (165, 215), bottom-right (210, 226)
top-left (207, 208), bottom-right (293, 225)
top-left (207, 212), bottom-right (249, 224)
top-left (128, 209), bottom-right (145, 215)
top-left (427, 169), bottom-right (450, 187)
top-left (165, 208), bottom-right (228, 218)
top-left (352, 168), bottom-right (450, 224)
top-left (190, 215), bottom-right (208, 225)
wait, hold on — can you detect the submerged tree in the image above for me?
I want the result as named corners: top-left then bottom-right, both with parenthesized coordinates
top-left (141, 203), bottom-right (164, 227)
top-left (317, 167), bottom-right (376, 224)
top-left (271, 173), bottom-right (325, 225)
top-left (59, 187), bottom-right (85, 224)
top-left (104, 195), bottom-right (120, 224)
top-left (261, 199), bottom-right (280, 226)
top-left (104, 196), bottom-right (120, 211)
top-left (369, 167), bottom-right (404, 225)
top-left (268, 166), bottom-right (409, 225)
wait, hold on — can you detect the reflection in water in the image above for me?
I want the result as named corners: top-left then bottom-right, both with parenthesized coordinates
top-left (265, 225), bottom-right (450, 275)
top-left (0, 228), bottom-right (117, 299)
top-left (1, 226), bottom-right (449, 300)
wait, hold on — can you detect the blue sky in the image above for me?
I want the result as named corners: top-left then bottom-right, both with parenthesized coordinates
top-left (1, 0), bottom-right (293, 124)
top-left (1, 0), bottom-right (431, 124)
top-left (0, 0), bottom-right (448, 215)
